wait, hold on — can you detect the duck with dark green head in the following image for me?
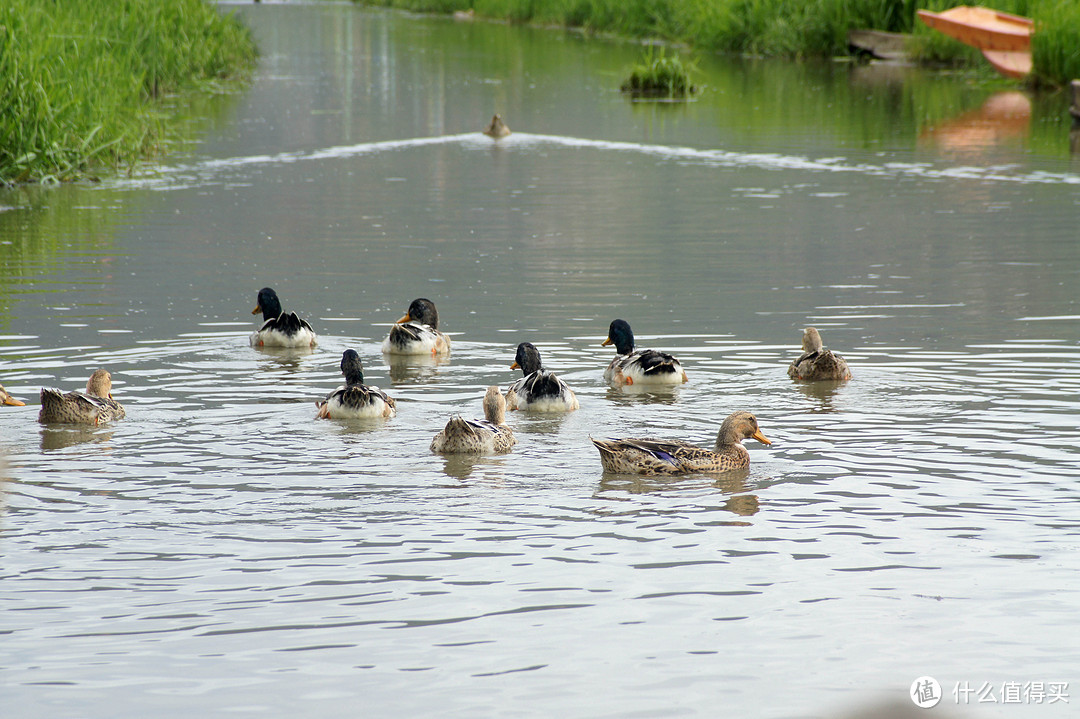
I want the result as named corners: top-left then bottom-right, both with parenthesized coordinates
top-left (602, 319), bottom-right (687, 387)
top-left (591, 411), bottom-right (771, 475)
top-left (506, 342), bottom-right (578, 412)
top-left (381, 298), bottom-right (451, 356)
top-left (250, 287), bottom-right (317, 348)
top-left (316, 350), bottom-right (396, 419)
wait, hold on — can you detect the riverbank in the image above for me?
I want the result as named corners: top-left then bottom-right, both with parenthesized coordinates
top-left (353, 0), bottom-right (1080, 88)
top-left (0, 0), bottom-right (257, 184)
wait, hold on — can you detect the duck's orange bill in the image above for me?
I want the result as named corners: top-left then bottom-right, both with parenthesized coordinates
top-left (510, 361), bottom-right (520, 370)
top-left (3, 396), bottom-right (25, 406)
top-left (752, 430), bottom-right (772, 445)
top-left (395, 313), bottom-right (411, 324)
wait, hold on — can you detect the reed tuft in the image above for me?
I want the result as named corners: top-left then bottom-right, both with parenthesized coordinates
top-left (621, 47), bottom-right (697, 99)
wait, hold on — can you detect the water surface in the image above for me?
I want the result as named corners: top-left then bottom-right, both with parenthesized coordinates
top-left (2, 4), bottom-right (1079, 717)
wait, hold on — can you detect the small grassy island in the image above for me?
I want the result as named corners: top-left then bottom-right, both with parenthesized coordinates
top-left (620, 48), bottom-right (698, 100)
top-left (0, 0), bottom-right (257, 184)
top-left (354, 0), bottom-right (1080, 89)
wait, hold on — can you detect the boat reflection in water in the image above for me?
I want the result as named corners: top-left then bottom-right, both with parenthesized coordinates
top-left (920, 91), bottom-right (1031, 154)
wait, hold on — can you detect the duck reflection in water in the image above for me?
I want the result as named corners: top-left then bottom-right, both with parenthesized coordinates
top-left (40, 427), bottom-right (115, 452)
top-left (439, 454), bottom-right (510, 484)
top-left (596, 472), bottom-right (760, 517)
top-left (386, 352), bottom-right (448, 384)
top-left (793, 379), bottom-right (846, 411)
top-left (255, 345), bottom-right (315, 372)
top-left (605, 383), bottom-right (682, 405)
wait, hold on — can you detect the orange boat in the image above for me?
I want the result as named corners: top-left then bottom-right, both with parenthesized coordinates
top-left (917, 5), bottom-right (1033, 79)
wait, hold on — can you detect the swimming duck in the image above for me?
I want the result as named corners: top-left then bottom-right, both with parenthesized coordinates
top-left (1, 384), bottom-right (25, 407)
top-left (38, 369), bottom-right (125, 425)
top-left (381, 298), bottom-right (451, 356)
top-left (506, 342), bottom-right (579, 412)
top-left (591, 411), bottom-right (771, 475)
top-left (602, 319), bottom-right (688, 387)
top-left (483, 114), bottom-right (511, 139)
top-left (316, 350), bottom-right (396, 419)
top-left (787, 327), bottom-right (851, 381)
top-left (250, 287), bottom-right (317, 348)
top-left (430, 385), bottom-right (517, 454)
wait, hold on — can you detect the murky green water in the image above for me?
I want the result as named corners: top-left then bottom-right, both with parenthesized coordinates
top-left (2, 3), bottom-right (1079, 717)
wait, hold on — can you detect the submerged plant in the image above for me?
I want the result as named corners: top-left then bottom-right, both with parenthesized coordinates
top-left (620, 46), bottom-right (698, 99)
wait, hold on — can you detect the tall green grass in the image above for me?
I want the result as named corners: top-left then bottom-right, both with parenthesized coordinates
top-left (356, 0), bottom-right (924, 55)
top-left (0, 0), bottom-right (257, 184)
top-left (1030, 1), bottom-right (1080, 87)
top-left (356, 0), bottom-right (1080, 86)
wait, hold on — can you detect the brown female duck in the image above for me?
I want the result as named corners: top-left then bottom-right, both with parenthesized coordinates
top-left (1, 384), bottom-right (26, 407)
top-left (430, 386), bottom-right (517, 454)
top-left (38, 369), bottom-right (125, 425)
top-left (591, 411), bottom-right (770, 475)
top-left (787, 327), bottom-right (851, 381)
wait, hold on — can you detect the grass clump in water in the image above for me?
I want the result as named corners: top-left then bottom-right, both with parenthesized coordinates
top-left (620, 47), bottom-right (698, 99)
top-left (0, 0), bottom-right (257, 184)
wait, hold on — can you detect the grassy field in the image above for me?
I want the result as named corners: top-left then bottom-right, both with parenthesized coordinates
top-left (355, 0), bottom-right (1080, 87)
top-left (0, 0), bottom-right (257, 184)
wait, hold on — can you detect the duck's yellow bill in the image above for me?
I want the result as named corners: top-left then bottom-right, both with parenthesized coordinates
top-left (752, 430), bottom-right (772, 445)
top-left (251, 304), bottom-right (261, 315)
top-left (601, 338), bottom-right (613, 347)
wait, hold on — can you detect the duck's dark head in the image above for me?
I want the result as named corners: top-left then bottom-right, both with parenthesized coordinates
top-left (511, 342), bottom-right (543, 376)
top-left (397, 298), bottom-right (439, 328)
top-left (340, 349), bottom-right (365, 385)
top-left (253, 287), bottom-right (283, 321)
top-left (602, 319), bottom-right (635, 355)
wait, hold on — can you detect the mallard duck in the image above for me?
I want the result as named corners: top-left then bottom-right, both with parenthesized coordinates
top-left (1, 383), bottom-right (26, 407)
top-left (381, 298), bottom-right (451, 356)
top-left (38, 369), bottom-right (125, 425)
top-left (430, 385), bottom-right (517, 454)
top-left (787, 327), bottom-right (851, 381)
top-left (602, 319), bottom-right (687, 387)
top-left (591, 411), bottom-right (771, 475)
top-left (316, 350), bottom-right (396, 419)
top-left (483, 114), bottom-right (511, 139)
top-left (250, 287), bottom-right (317, 348)
top-left (506, 342), bottom-right (579, 412)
